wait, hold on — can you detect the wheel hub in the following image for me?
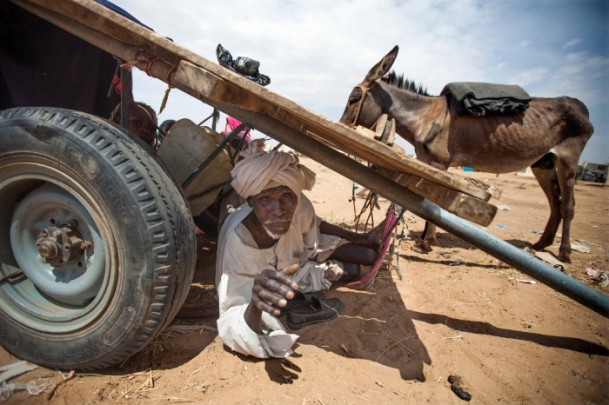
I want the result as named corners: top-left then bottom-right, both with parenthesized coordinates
top-left (9, 183), bottom-right (105, 306)
top-left (36, 220), bottom-right (92, 269)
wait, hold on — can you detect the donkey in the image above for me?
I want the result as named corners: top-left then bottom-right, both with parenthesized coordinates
top-left (340, 46), bottom-right (594, 263)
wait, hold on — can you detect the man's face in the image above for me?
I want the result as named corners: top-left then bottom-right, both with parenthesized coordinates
top-left (249, 185), bottom-right (298, 236)
top-left (128, 106), bottom-right (157, 146)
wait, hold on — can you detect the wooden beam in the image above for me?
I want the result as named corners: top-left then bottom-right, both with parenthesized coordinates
top-left (173, 60), bottom-right (494, 201)
top-left (375, 169), bottom-right (496, 226)
top-left (12, 0), bottom-right (498, 208)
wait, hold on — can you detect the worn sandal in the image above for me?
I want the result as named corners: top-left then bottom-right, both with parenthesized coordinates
top-left (278, 291), bottom-right (325, 317)
top-left (286, 296), bottom-right (342, 330)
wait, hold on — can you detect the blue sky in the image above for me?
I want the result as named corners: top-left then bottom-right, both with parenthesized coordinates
top-left (112, 0), bottom-right (609, 165)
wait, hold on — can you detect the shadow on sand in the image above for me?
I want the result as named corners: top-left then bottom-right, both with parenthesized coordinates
top-left (107, 235), bottom-right (607, 382)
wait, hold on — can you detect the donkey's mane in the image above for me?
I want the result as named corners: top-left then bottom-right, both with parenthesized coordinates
top-left (381, 71), bottom-right (430, 96)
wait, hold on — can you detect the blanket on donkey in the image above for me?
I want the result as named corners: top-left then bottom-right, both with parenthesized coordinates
top-left (441, 82), bottom-right (531, 117)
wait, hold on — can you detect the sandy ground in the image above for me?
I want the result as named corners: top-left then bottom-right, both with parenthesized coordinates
top-left (1, 156), bottom-right (608, 404)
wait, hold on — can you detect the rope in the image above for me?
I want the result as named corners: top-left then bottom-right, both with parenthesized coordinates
top-left (353, 190), bottom-right (380, 233)
top-left (159, 64), bottom-right (178, 114)
top-left (117, 53), bottom-right (180, 116)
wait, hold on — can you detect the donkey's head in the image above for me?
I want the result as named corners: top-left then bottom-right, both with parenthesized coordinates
top-left (339, 46), bottom-right (399, 128)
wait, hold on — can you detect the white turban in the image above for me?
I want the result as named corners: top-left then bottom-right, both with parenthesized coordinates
top-left (231, 146), bottom-right (316, 199)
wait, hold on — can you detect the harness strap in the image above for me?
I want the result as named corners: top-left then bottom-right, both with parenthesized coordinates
top-left (350, 81), bottom-right (373, 128)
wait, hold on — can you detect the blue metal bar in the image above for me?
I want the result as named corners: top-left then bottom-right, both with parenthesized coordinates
top-left (416, 198), bottom-right (609, 317)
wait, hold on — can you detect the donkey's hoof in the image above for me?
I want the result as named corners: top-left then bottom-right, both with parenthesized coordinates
top-left (558, 252), bottom-right (572, 264)
top-left (412, 243), bottom-right (432, 254)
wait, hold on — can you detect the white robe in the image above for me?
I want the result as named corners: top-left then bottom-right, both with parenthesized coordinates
top-left (215, 194), bottom-right (344, 358)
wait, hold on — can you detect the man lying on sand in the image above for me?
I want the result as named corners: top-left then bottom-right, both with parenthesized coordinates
top-left (215, 143), bottom-right (383, 358)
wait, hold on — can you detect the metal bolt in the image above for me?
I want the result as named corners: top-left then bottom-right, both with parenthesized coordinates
top-left (38, 239), bottom-right (59, 259)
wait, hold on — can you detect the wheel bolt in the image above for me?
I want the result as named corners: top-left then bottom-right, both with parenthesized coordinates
top-left (37, 239), bottom-right (59, 260)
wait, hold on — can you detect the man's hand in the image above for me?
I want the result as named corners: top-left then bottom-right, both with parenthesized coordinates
top-left (253, 264), bottom-right (299, 316)
top-left (245, 264), bottom-right (299, 332)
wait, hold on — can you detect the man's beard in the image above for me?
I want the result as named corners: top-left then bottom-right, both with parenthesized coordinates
top-left (263, 226), bottom-right (282, 240)
top-left (256, 207), bottom-right (293, 239)
top-left (262, 220), bottom-right (291, 239)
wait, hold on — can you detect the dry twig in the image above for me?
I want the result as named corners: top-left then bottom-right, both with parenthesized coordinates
top-left (46, 370), bottom-right (76, 400)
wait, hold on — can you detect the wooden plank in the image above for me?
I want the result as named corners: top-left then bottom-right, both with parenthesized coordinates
top-left (173, 60), bottom-right (494, 201)
top-left (13, 0), bottom-right (497, 205)
top-left (375, 169), bottom-right (496, 226)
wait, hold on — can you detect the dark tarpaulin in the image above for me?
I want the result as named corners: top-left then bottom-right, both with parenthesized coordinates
top-left (0, 0), bottom-right (134, 117)
top-left (441, 82), bottom-right (531, 117)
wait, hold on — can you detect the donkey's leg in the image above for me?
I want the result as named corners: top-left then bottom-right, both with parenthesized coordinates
top-left (531, 164), bottom-right (562, 254)
top-left (412, 159), bottom-right (447, 254)
top-left (414, 221), bottom-right (435, 253)
top-left (553, 154), bottom-right (579, 263)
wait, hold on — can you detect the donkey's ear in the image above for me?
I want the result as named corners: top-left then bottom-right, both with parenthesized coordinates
top-left (362, 45), bottom-right (399, 86)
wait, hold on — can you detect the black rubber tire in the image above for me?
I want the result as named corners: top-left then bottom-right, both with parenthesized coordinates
top-left (0, 107), bottom-right (196, 371)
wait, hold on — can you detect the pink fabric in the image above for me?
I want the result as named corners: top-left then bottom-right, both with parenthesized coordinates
top-left (225, 116), bottom-right (251, 141)
top-left (345, 205), bottom-right (400, 289)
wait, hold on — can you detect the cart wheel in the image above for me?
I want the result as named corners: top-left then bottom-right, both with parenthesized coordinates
top-left (0, 107), bottom-right (196, 371)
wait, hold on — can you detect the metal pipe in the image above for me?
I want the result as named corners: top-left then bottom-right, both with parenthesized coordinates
top-left (228, 108), bottom-right (609, 318)
top-left (414, 200), bottom-right (609, 318)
